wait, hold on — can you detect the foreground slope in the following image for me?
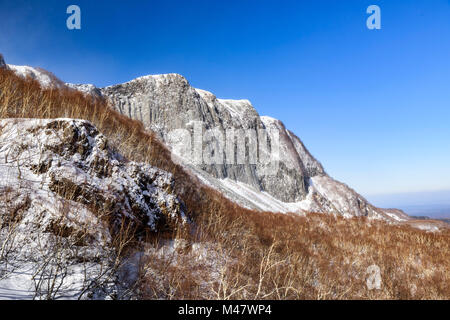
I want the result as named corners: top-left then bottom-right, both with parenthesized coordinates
top-left (0, 118), bottom-right (186, 299)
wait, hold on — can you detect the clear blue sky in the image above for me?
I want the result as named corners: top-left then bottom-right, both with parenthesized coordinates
top-left (1, 0), bottom-right (450, 198)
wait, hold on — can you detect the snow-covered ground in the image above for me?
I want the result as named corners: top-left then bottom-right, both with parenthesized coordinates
top-left (0, 118), bottom-right (186, 299)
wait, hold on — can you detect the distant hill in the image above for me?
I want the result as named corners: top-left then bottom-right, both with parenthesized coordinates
top-left (367, 191), bottom-right (450, 219)
top-left (411, 216), bottom-right (450, 225)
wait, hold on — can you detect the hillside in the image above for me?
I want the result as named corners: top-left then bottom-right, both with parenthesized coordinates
top-left (0, 55), bottom-right (448, 299)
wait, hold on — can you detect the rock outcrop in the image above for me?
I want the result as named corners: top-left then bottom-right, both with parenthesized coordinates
top-left (0, 118), bottom-right (186, 299)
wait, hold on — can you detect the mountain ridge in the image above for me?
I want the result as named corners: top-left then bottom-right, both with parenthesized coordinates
top-left (93, 71), bottom-right (407, 221)
top-left (3, 58), bottom-right (409, 222)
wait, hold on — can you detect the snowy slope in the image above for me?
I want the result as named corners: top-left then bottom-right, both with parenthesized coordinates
top-left (7, 64), bottom-right (65, 89)
top-left (0, 118), bottom-right (186, 299)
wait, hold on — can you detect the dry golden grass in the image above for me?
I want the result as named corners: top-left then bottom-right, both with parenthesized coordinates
top-left (0, 68), bottom-right (449, 300)
top-left (194, 210), bottom-right (449, 299)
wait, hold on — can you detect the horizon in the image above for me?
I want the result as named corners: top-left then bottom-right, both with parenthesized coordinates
top-left (366, 189), bottom-right (450, 219)
top-left (1, 0), bottom-right (450, 198)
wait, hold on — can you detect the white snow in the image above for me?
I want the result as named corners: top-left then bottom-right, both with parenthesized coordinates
top-left (65, 83), bottom-right (102, 97)
top-left (104, 73), bottom-right (189, 90)
top-left (219, 178), bottom-right (309, 214)
top-left (195, 88), bottom-right (255, 126)
top-left (216, 99), bottom-right (254, 125)
top-left (7, 65), bottom-right (64, 89)
top-left (413, 224), bottom-right (440, 232)
top-left (383, 210), bottom-right (405, 222)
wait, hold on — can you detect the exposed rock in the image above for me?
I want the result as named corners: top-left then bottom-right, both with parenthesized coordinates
top-left (66, 83), bottom-right (103, 99)
top-left (0, 118), bottom-right (187, 299)
top-left (99, 74), bottom-right (323, 202)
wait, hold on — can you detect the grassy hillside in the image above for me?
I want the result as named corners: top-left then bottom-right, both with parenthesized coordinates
top-left (0, 68), bottom-right (449, 299)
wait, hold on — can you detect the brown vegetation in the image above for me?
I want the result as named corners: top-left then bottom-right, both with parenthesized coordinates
top-left (0, 68), bottom-right (449, 299)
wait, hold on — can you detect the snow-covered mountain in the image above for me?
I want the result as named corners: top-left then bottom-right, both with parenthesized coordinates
top-left (4, 58), bottom-right (408, 222)
top-left (90, 74), bottom-right (407, 221)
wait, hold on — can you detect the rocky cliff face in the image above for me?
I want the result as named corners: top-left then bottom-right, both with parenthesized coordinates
top-left (99, 74), bottom-right (325, 203)
top-left (95, 74), bottom-right (404, 220)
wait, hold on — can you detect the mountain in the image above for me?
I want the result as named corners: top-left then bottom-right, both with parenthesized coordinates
top-left (77, 73), bottom-right (406, 221)
top-left (1, 55), bottom-right (448, 300)
top-left (3, 59), bottom-right (409, 221)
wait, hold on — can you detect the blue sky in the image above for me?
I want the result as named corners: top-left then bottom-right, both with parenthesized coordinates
top-left (1, 0), bottom-right (450, 205)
